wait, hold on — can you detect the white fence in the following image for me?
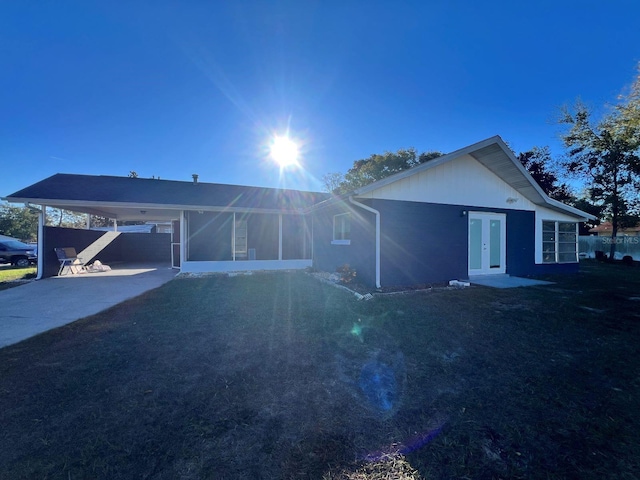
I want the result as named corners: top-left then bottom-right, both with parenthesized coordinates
top-left (579, 236), bottom-right (640, 260)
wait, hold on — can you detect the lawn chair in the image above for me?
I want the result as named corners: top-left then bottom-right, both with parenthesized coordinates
top-left (54, 247), bottom-right (86, 275)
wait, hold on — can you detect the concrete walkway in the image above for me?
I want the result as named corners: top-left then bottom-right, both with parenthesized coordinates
top-left (0, 264), bottom-right (177, 349)
top-left (468, 274), bottom-right (554, 289)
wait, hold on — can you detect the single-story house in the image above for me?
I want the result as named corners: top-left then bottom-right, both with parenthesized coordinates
top-left (3, 136), bottom-right (595, 287)
top-left (588, 222), bottom-right (640, 237)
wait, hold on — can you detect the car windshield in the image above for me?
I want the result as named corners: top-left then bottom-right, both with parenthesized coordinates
top-left (1, 240), bottom-right (31, 249)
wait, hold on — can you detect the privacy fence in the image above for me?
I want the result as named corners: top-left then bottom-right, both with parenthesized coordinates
top-left (579, 236), bottom-right (640, 261)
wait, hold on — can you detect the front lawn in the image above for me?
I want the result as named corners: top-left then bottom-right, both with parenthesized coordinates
top-left (0, 265), bottom-right (36, 291)
top-left (0, 262), bottom-right (639, 479)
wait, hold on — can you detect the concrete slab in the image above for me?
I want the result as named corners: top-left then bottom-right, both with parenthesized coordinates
top-left (0, 264), bottom-right (177, 349)
top-left (468, 274), bottom-right (554, 289)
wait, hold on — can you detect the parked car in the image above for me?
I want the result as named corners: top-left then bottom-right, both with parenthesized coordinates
top-left (0, 240), bottom-right (38, 267)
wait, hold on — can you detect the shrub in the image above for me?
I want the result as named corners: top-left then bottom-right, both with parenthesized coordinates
top-left (336, 264), bottom-right (357, 284)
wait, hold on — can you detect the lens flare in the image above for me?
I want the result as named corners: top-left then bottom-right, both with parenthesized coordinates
top-left (269, 135), bottom-right (299, 167)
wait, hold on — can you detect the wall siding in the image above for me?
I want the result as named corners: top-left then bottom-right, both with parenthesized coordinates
top-left (369, 199), bottom-right (468, 286)
top-left (312, 203), bottom-right (376, 286)
top-left (313, 199), bottom-right (578, 288)
top-left (359, 154), bottom-right (537, 211)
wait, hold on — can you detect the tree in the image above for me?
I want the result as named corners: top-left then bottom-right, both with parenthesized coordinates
top-left (616, 63), bottom-right (640, 134)
top-left (0, 203), bottom-right (39, 241)
top-left (571, 197), bottom-right (604, 235)
top-left (559, 100), bottom-right (640, 259)
top-left (46, 208), bottom-right (87, 229)
top-left (128, 171), bottom-right (139, 178)
top-left (329, 148), bottom-right (443, 194)
top-left (517, 146), bottom-right (574, 202)
top-left (321, 172), bottom-right (344, 193)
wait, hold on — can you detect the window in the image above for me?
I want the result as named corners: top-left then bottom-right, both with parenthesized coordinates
top-left (542, 221), bottom-right (577, 263)
top-left (332, 213), bottom-right (351, 245)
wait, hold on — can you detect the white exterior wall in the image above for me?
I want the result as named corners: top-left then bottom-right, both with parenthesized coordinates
top-left (358, 154), bottom-right (537, 211)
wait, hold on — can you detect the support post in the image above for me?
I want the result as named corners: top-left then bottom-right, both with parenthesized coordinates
top-left (36, 204), bottom-right (45, 280)
top-left (278, 214), bottom-right (283, 260)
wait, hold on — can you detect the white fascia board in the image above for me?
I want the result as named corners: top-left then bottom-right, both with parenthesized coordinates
top-left (544, 197), bottom-right (597, 221)
top-left (2, 197), bottom-right (296, 216)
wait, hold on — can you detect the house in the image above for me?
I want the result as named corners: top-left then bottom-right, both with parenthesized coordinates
top-left (3, 136), bottom-right (595, 286)
top-left (4, 174), bottom-right (327, 278)
top-left (310, 136), bottom-right (595, 287)
top-left (588, 222), bottom-right (640, 237)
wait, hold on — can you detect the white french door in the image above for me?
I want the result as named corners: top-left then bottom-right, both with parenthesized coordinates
top-left (468, 212), bottom-right (506, 275)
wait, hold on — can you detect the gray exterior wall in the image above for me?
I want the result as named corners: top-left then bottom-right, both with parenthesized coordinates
top-left (311, 202), bottom-right (376, 286)
top-left (43, 226), bottom-right (171, 278)
top-left (312, 198), bottom-right (579, 288)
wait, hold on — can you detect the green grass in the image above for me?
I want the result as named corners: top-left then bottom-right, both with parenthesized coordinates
top-left (0, 261), bottom-right (639, 479)
top-left (0, 265), bottom-right (36, 291)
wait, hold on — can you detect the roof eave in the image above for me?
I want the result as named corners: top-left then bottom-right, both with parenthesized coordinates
top-left (3, 196), bottom-right (308, 216)
top-left (351, 135), bottom-right (597, 222)
top-left (543, 197), bottom-right (597, 221)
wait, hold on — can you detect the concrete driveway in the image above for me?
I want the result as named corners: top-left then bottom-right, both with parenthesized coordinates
top-left (0, 264), bottom-right (177, 349)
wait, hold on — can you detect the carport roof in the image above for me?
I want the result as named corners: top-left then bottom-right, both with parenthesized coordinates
top-left (4, 174), bottom-right (329, 220)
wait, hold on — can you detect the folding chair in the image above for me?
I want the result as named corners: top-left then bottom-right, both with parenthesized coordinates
top-left (54, 247), bottom-right (86, 275)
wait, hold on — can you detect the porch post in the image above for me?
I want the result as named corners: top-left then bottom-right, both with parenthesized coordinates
top-left (36, 204), bottom-right (45, 280)
top-left (302, 216), bottom-right (306, 260)
top-left (310, 215), bottom-right (314, 261)
top-left (278, 214), bottom-right (282, 260)
top-left (232, 212), bottom-right (236, 261)
top-left (180, 210), bottom-right (186, 266)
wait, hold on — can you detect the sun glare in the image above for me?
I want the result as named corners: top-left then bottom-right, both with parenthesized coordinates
top-left (269, 135), bottom-right (299, 167)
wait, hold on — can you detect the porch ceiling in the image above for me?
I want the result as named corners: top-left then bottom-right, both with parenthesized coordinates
top-left (29, 200), bottom-right (182, 222)
top-left (10, 198), bottom-right (299, 222)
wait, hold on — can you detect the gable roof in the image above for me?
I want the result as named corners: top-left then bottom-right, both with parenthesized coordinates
top-left (352, 135), bottom-right (596, 220)
top-left (4, 174), bottom-right (329, 221)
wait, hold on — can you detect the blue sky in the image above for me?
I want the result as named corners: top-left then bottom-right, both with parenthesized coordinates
top-left (2, 1), bottom-right (640, 197)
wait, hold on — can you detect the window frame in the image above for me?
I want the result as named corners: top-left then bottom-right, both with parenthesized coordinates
top-left (542, 220), bottom-right (578, 264)
top-left (332, 213), bottom-right (351, 245)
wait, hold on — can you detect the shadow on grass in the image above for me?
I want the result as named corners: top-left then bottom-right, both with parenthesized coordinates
top-left (0, 262), bottom-right (639, 479)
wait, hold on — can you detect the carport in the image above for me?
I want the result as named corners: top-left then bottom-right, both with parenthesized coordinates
top-left (4, 175), bottom-right (189, 279)
top-left (4, 173), bottom-right (326, 280)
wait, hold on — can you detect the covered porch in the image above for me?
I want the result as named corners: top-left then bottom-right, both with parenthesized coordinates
top-left (181, 209), bottom-right (312, 273)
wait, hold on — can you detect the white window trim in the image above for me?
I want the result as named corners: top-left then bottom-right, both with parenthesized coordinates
top-left (332, 213), bottom-right (351, 245)
top-left (542, 220), bottom-right (578, 264)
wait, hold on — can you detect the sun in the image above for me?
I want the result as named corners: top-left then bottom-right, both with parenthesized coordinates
top-left (269, 135), bottom-right (299, 167)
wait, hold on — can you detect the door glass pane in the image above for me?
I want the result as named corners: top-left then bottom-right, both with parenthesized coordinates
top-left (469, 219), bottom-right (482, 269)
top-left (489, 219), bottom-right (501, 268)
